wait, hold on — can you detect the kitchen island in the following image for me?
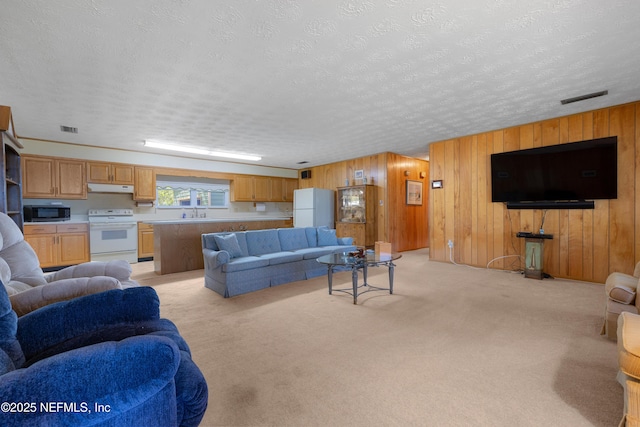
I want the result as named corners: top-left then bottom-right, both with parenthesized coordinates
top-left (144, 217), bottom-right (293, 274)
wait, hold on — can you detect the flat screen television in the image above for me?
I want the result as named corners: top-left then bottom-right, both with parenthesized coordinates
top-left (490, 136), bottom-right (617, 209)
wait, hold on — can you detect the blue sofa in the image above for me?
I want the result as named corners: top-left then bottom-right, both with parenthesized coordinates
top-left (202, 227), bottom-right (356, 297)
top-left (0, 284), bottom-right (208, 427)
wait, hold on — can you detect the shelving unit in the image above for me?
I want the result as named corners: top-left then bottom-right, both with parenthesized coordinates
top-left (336, 185), bottom-right (376, 247)
top-left (0, 105), bottom-right (23, 230)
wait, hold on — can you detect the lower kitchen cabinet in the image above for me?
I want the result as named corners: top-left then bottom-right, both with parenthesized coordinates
top-left (138, 222), bottom-right (154, 260)
top-left (24, 223), bottom-right (90, 268)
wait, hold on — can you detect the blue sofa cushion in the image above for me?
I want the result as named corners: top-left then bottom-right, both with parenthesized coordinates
top-left (202, 232), bottom-right (249, 256)
top-left (17, 287), bottom-right (161, 361)
top-left (202, 234), bottom-right (218, 250)
top-left (21, 318), bottom-right (186, 368)
top-left (259, 252), bottom-right (304, 265)
top-left (222, 256), bottom-right (270, 273)
top-left (305, 227), bottom-right (319, 247)
top-left (278, 228), bottom-right (309, 251)
top-left (318, 227), bottom-right (339, 246)
top-left (294, 247), bottom-right (335, 259)
top-left (214, 233), bottom-right (244, 258)
top-left (246, 229), bottom-right (281, 256)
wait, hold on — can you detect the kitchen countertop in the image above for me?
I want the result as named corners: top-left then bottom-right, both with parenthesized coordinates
top-left (24, 220), bottom-right (89, 225)
top-left (143, 217), bottom-right (292, 225)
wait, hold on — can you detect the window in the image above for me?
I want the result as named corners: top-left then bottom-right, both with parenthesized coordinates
top-left (156, 176), bottom-right (230, 209)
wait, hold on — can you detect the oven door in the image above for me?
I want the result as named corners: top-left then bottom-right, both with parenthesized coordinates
top-left (89, 222), bottom-right (138, 254)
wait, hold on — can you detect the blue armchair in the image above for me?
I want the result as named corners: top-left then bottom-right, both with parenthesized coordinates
top-left (0, 283), bottom-right (207, 426)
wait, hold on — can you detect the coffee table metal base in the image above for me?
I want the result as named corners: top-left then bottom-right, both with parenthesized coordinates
top-left (327, 261), bottom-right (396, 304)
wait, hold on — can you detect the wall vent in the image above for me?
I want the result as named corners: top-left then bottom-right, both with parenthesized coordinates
top-left (60, 125), bottom-right (78, 133)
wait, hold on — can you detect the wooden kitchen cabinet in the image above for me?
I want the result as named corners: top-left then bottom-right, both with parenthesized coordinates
top-left (283, 178), bottom-right (298, 202)
top-left (87, 161), bottom-right (134, 185)
top-left (24, 223), bottom-right (90, 268)
top-left (270, 178), bottom-right (284, 202)
top-left (232, 175), bottom-right (253, 201)
top-left (231, 175), bottom-right (271, 202)
top-left (138, 222), bottom-right (154, 259)
top-left (269, 178), bottom-right (299, 202)
top-left (232, 175), bottom-right (296, 202)
top-left (253, 177), bottom-right (271, 200)
top-left (134, 166), bottom-right (156, 201)
top-left (22, 156), bottom-right (87, 199)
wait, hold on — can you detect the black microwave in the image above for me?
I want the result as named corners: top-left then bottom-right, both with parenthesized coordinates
top-left (23, 205), bottom-right (71, 222)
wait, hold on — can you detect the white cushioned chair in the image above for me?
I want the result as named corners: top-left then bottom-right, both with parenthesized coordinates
top-left (602, 262), bottom-right (640, 341)
top-left (617, 312), bottom-right (640, 426)
top-left (0, 212), bottom-right (138, 316)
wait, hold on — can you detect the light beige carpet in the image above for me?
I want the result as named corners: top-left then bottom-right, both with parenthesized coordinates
top-left (133, 249), bottom-right (622, 427)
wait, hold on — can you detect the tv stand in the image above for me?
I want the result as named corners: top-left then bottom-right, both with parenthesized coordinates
top-left (516, 232), bottom-right (553, 280)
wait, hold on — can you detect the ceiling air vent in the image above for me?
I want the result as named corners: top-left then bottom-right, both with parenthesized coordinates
top-left (560, 90), bottom-right (608, 105)
top-left (60, 125), bottom-right (78, 134)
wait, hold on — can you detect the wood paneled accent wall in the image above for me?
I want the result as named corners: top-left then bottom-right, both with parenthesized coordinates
top-left (297, 151), bottom-right (429, 252)
top-left (386, 153), bottom-right (429, 251)
top-left (429, 100), bottom-right (640, 283)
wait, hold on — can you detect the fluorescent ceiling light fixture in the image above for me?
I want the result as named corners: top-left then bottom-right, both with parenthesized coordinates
top-left (144, 140), bottom-right (261, 161)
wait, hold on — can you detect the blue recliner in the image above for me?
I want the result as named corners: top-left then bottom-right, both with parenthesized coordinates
top-left (0, 283), bottom-right (207, 426)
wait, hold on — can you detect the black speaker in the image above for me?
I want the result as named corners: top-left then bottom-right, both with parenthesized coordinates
top-left (301, 170), bottom-right (311, 179)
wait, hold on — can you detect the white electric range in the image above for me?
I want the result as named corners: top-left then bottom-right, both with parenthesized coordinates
top-left (88, 208), bottom-right (138, 263)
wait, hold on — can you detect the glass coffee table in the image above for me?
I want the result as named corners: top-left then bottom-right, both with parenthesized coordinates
top-left (316, 252), bottom-right (402, 304)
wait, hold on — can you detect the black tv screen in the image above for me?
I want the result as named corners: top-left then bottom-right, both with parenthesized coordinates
top-left (490, 136), bottom-right (617, 205)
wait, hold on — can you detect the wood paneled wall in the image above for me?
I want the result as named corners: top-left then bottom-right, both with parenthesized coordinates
top-left (386, 153), bottom-right (429, 251)
top-left (298, 152), bottom-right (429, 252)
top-left (429, 100), bottom-right (640, 283)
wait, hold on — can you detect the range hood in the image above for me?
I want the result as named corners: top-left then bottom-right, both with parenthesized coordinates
top-left (87, 183), bottom-right (134, 194)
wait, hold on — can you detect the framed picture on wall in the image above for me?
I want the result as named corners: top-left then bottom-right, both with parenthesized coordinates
top-left (406, 180), bottom-right (423, 205)
top-left (354, 169), bottom-right (364, 180)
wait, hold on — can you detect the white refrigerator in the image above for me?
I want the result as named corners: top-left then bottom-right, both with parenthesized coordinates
top-left (293, 188), bottom-right (335, 228)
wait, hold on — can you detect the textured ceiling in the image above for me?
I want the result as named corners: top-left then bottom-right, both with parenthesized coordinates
top-left (2, 1), bottom-right (640, 169)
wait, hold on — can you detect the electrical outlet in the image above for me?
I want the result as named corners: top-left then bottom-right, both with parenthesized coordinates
top-left (448, 240), bottom-right (454, 248)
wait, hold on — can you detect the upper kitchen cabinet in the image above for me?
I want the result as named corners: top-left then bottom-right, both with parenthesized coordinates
top-left (283, 178), bottom-right (298, 202)
top-left (270, 178), bottom-right (284, 202)
top-left (1, 105), bottom-right (24, 229)
top-left (134, 166), bottom-right (156, 201)
top-left (269, 177), bottom-right (298, 202)
top-left (232, 176), bottom-right (297, 202)
top-left (231, 175), bottom-right (271, 202)
top-left (22, 155), bottom-right (87, 199)
top-left (87, 161), bottom-right (134, 185)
